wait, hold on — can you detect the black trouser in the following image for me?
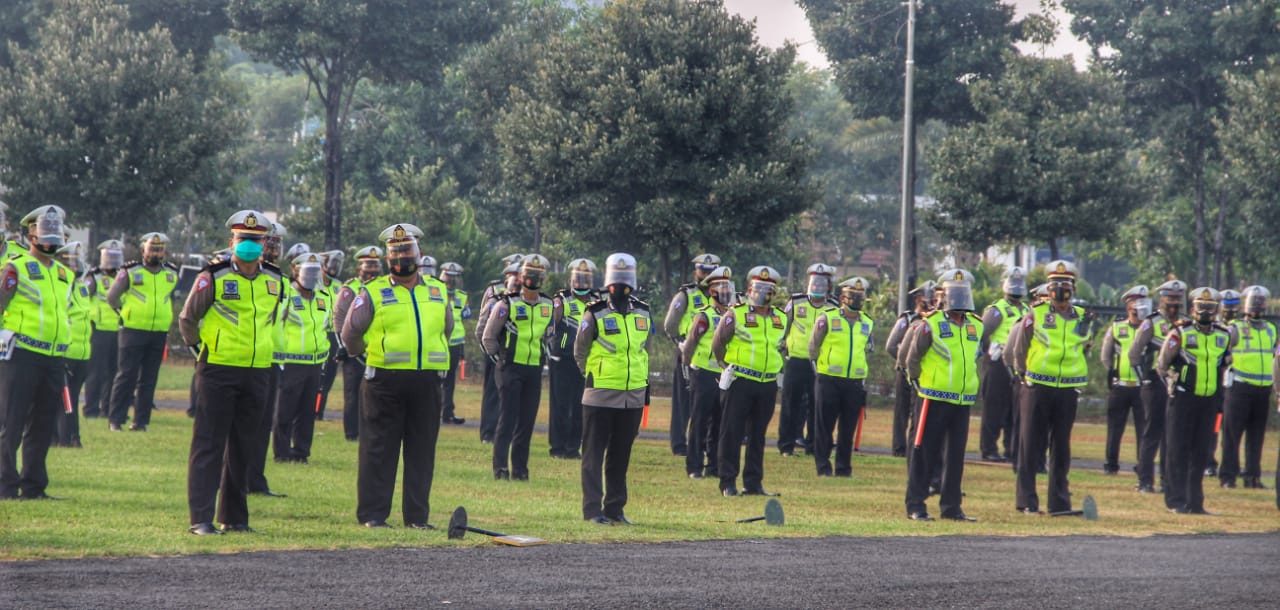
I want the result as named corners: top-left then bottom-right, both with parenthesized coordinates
top-left (814, 376), bottom-right (864, 476)
top-left (1016, 384), bottom-right (1078, 513)
top-left (107, 328), bottom-right (166, 427)
top-left (56, 359), bottom-right (90, 445)
top-left (315, 334), bottom-right (339, 419)
top-left (717, 378), bottom-right (777, 493)
top-left (1137, 374), bottom-right (1167, 487)
top-left (549, 356), bottom-right (584, 457)
top-left (275, 363), bottom-right (321, 460)
top-left (906, 394), bottom-right (943, 490)
top-left (493, 362), bottom-right (542, 476)
top-left (686, 368), bottom-right (721, 476)
top-left (0, 350), bottom-right (65, 498)
top-left (246, 367), bottom-right (280, 493)
top-left (1008, 382), bottom-right (1023, 469)
top-left (581, 405), bottom-right (643, 520)
top-left (187, 363), bottom-right (270, 526)
top-left (1165, 392), bottom-right (1217, 512)
top-left (1105, 385), bottom-right (1144, 471)
top-left (442, 344), bottom-right (465, 421)
top-left (978, 358), bottom-right (1014, 457)
top-left (358, 368), bottom-right (442, 525)
top-left (341, 358), bottom-right (363, 440)
top-left (479, 358), bottom-right (500, 442)
top-left (892, 370), bottom-right (912, 456)
top-left (82, 329), bottom-right (118, 417)
top-left (778, 357), bottom-right (814, 454)
top-left (1219, 382), bottom-right (1272, 485)
top-left (669, 351), bottom-right (689, 455)
top-left (906, 399), bottom-right (970, 517)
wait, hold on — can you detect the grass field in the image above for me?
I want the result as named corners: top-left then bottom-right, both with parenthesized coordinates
top-left (3, 363), bottom-right (1277, 561)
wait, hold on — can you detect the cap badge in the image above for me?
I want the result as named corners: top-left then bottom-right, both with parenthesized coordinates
top-left (1055, 262), bottom-right (1066, 273)
top-left (393, 225), bottom-right (406, 239)
top-left (245, 214), bottom-right (258, 228)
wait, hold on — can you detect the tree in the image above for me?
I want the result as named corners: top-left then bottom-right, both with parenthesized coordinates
top-left (0, 0), bottom-right (243, 238)
top-left (926, 54), bottom-right (1139, 259)
top-left (495, 0), bottom-right (816, 296)
top-left (1218, 59), bottom-right (1280, 282)
top-left (228, 0), bottom-right (510, 249)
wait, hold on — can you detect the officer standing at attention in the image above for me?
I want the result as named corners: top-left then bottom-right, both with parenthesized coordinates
top-left (1157, 288), bottom-right (1231, 514)
top-left (977, 267), bottom-right (1029, 462)
top-left (313, 249), bottom-right (345, 420)
top-left (273, 251), bottom-right (330, 464)
top-left (55, 241), bottom-right (92, 448)
top-left (664, 254), bottom-right (721, 457)
top-left (340, 223), bottom-right (452, 529)
top-left (1129, 279), bottom-right (1189, 493)
top-left (1013, 260), bottom-right (1089, 515)
top-left (778, 263), bottom-right (835, 457)
top-left (243, 229), bottom-right (292, 499)
top-left (1099, 286), bottom-right (1151, 475)
top-left (440, 261), bottom-right (470, 426)
top-left (886, 281), bottom-right (936, 458)
top-left (106, 232), bottom-right (178, 432)
top-left (333, 246), bottom-right (383, 441)
top-left (1204, 289), bottom-right (1242, 476)
top-left (548, 259), bottom-right (597, 459)
top-left (483, 254), bottom-right (553, 481)
top-left (575, 253), bottom-right (649, 525)
top-left (808, 277), bottom-right (874, 478)
top-left (680, 266), bottom-right (735, 479)
top-left (1005, 283), bottom-right (1049, 473)
top-left (1219, 285), bottom-right (1275, 489)
top-left (712, 266), bottom-right (787, 497)
top-left (179, 210), bottom-right (285, 535)
top-left (904, 269), bottom-right (982, 522)
top-left (82, 239), bottom-right (124, 418)
top-left (475, 254), bottom-right (522, 443)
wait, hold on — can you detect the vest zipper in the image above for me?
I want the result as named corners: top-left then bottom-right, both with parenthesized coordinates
top-left (845, 313), bottom-right (854, 378)
top-left (624, 312), bottom-right (632, 390)
top-left (249, 277), bottom-right (258, 366)
top-left (410, 284), bottom-right (423, 369)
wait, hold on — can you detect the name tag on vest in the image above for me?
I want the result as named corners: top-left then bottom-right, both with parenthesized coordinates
top-left (223, 280), bottom-right (240, 300)
top-left (938, 321), bottom-right (953, 338)
top-left (292, 296), bottom-right (305, 310)
top-left (515, 304), bottom-right (528, 321)
top-left (635, 316), bottom-right (648, 331)
top-left (1117, 327), bottom-right (1129, 338)
top-left (772, 315), bottom-right (784, 329)
top-left (830, 318), bottom-right (843, 332)
top-left (603, 317), bottom-right (620, 335)
top-left (429, 286), bottom-right (443, 301)
top-left (380, 288), bottom-right (398, 305)
top-left (797, 305), bottom-right (807, 317)
top-left (57, 266), bottom-right (68, 282)
top-left (1186, 334), bottom-right (1198, 348)
top-left (744, 313), bottom-right (758, 327)
top-left (26, 262), bottom-right (43, 279)
top-left (133, 272), bottom-right (144, 284)
top-left (1043, 314), bottom-right (1056, 329)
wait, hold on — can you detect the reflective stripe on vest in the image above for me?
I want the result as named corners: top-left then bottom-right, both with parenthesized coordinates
top-left (198, 268), bottom-right (281, 368)
top-left (557, 296), bottom-right (586, 353)
top-left (274, 286), bottom-right (332, 364)
top-left (677, 287), bottom-right (708, 337)
top-left (91, 273), bottom-right (119, 331)
top-left (66, 279), bottom-right (93, 360)
top-left (585, 307), bottom-right (649, 390)
top-left (724, 304), bottom-right (786, 381)
top-left (785, 297), bottom-right (824, 357)
top-left (917, 313), bottom-right (983, 405)
top-left (691, 305), bottom-right (724, 373)
top-left (1111, 321), bottom-right (1140, 383)
top-left (363, 276), bottom-right (451, 371)
top-left (988, 298), bottom-right (1027, 347)
top-left (120, 266), bottom-right (178, 332)
top-left (1026, 303), bottom-right (1089, 388)
top-left (1230, 319), bottom-right (1276, 386)
top-left (1178, 327), bottom-right (1230, 396)
top-left (449, 291), bottom-right (469, 346)
top-left (503, 297), bottom-right (553, 366)
top-left (815, 309), bottom-right (873, 379)
top-left (1, 254), bottom-right (72, 356)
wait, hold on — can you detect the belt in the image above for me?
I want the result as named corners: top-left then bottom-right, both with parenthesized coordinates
top-left (1232, 369), bottom-right (1274, 385)
top-left (274, 352), bottom-right (322, 364)
top-left (1112, 380), bottom-right (1141, 387)
top-left (16, 334), bottom-right (68, 353)
top-left (731, 365), bottom-right (776, 382)
top-left (919, 387), bottom-right (977, 403)
top-left (1027, 371), bottom-right (1088, 385)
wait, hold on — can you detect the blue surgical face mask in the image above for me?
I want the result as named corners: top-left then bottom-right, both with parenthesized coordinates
top-left (235, 239), bottom-right (263, 263)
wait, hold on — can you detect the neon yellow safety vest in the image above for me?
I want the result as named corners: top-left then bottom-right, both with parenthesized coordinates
top-left (90, 272), bottom-right (119, 332)
top-left (724, 304), bottom-right (787, 381)
top-left (584, 302), bottom-right (650, 391)
top-left (119, 264), bottom-right (178, 332)
top-left (449, 291), bottom-right (469, 346)
top-left (677, 285), bottom-right (709, 337)
top-left (1110, 321), bottom-right (1141, 383)
top-left (362, 275), bottom-right (451, 371)
top-left (916, 312), bottom-right (984, 405)
top-left (988, 297), bottom-right (1027, 347)
top-left (691, 305), bottom-right (726, 373)
top-left (198, 264), bottom-right (283, 368)
top-left (1229, 319), bottom-right (1275, 387)
top-left (816, 308), bottom-right (873, 380)
top-left (502, 295), bottom-right (553, 366)
top-left (1177, 326), bottom-right (1230, 397)
top-left (555, 294), bottom-right (588, 354)
top-left (65, 273), bottom-right (93, 361)
top-left (275, 284), bottom-right (332, 364)
top-left (1025, 303), bottom-right (1090, 388)
top-left (2, 253), bottom-right (72, 356)
top-left (785, 296), bottom-right (825, 358)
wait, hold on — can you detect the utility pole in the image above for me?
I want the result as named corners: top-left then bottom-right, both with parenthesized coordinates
top-left (896, 0), bottom-right (918, 313)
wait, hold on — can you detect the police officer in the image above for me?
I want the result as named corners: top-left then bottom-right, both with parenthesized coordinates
top-left (886, 281), bottom-right (936, 458)
top-left (1205, 289), bottom-right (1243, 476)
top-left (1129, 278), bottom-right (1189, 493)
top-left (483, 254), bottom-right (553, 480)
top-left (0, 205), bottom-right (72, 500)
top-left (105, 232), bottom-right (178, 432)
top-left (549, 259), bottom-right (597, 458)
top-left (179, 210), bottom-right (284, 534)
top-left (1219, 285), bottom-right (1274, 489)
top-left (664, 253), bottom-right (721, 457)
top-left (82, 239), bottom-right (124, 418)
top-left (904, 269), bottom-right (982, 522)
top-left (419, 255), bottom-right (437, 279)
top-left (1157, 288), bottom-right (1231, 514)
top-left (977, 267), bottom-right (1028, 462)
top-left (1013, 260), bottom-right (1089, 515)
top-left (779, 263), bottom-right (835, 457)
top-left (809, 277), bottom-right (874, 478)
top-left (333, 246), bottom-right (383, 441)
top-left (576, 253), bottom-right (649, 525)
top-left (244, 234), bottom-right (297, 498)
top-left (1005, 282), bottom-right (1050, 474)
top-left (1100, 286), bottom-right (1151, 475)
top-left (680, 266), bottom-right (734, 479)
top-left (440, 261), bottom-right (470, 426)
top-left (712, 265), bottom-right (787, 497)
top-left (312, 249), bottom-right (344, 420)
top-left (340, 223), bottom-right (453, 529)
top-left (55, 241), bottom-right (93, 448)
top-left (273, 250), bottom-right (330, 463)
top-left (475, 254), bottom-right (522, 443)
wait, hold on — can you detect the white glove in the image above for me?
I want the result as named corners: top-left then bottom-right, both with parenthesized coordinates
top-left (718, 367), bottom-right (735, 391)
top-left (988, 342), bottom-right (1003, 362)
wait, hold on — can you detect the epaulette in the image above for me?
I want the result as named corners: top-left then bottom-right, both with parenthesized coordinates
top-left (1213, 323), bottom-right (1231, 333)
top-left (206, 259), bottom-right (232, 273)
top-left (923, 310), bottom-right (941, 319)
top-left (586, 299), bottom-right (611, 314)
top-left (826, 297), bottom-right (840, 308)
top-left (631, 296), bottom-right (650, 310)
top-left (261, 261), bottom-right (282, 276)
top-left (122, 260), bottom-right (142, 270)
top-left (968, 312), bottom-right (983, 324)
top-left (164, 261), bottom-right (180, 272)
top-left (555, 288), bottom-right (571, 299)
top-left (679, 282), bottom-right (697, 292)
top-left (88, 266), bottom-right (102, 276)
top-left (487, 279), bottom-right (503, 288)
top-left (898, 310), bottom-right (913, 319)
top-left (789, 292), bottom-right (806, 300)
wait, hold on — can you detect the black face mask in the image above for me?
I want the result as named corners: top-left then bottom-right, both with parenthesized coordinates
top-left (1195, 310), bottom-right (1215, 325)
top-left (389, 258), bottom-right (418, 277)
top-left (1051, 285), bottom-right (1072, 303)
top-left (608, 284), bottom-right (631, 313)
top-left (36, 244), bottom-right (59, 256)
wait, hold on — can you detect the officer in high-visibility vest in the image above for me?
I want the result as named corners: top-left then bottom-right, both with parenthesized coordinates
top-left (575, 253), bottom-right (649, 525)
top-left (313, 249), bottom-right (345, 420)
top-left (712, 265), bottom-right (787, 497)
top-left (1005, 282), bottom-right (1050, 474)
top-left (778, 263), bottom-right (835, 457)
top-left (904, 269), bottom-right (983, 522)
top-left (664, 253), bottom-right (721, 457)
top-left (244, 233), bottom-right (297, 499)
top-left (419, 255), bottom-right (437, 279)
top-left (1099, 285), bottom-right (1151, 475)
top-left (548, 259), bottom-right (597, 459)
top-left (1157, 287), bottom-right (1231, 514)
top-left (340, 223), bottom-right (453, 529)
top-left (1219, 285), bottom-right (1275, 489)
top-left (1129, 278), bottom-right (1189, 493)
top-left (178, 210), bottom-right (285, 535)
top-left (809, 277), bottom-right (874, 478)
top-left (886, 280), bottom-right (936, 458)
top-left (272, 251), bottom-right (330, 464)
top-left (82, 239), bottom-right (124, 419)
top-left (105, 232), bottom-right (178, 432)
top-left (977, 266), bottom-right (1028, 462)
top-left (475, 254), bottom-right (522, 443)
top-left (680, 265), bottom-right (735, 479)
top-left (1012, 260), bottom-right (1089, 515)
top-left (440, 261), bottom-right (469, 426)
top-left (1204, 289), bottom-right (1243, 476)
top-left (55, 241), bottom-right (92, 448)
top-left (333, 246), bottom-right (383, 441)
top-left (0, 205), bottom-right (72, 500)
top-left (483, 254), bottom-right (554, 480)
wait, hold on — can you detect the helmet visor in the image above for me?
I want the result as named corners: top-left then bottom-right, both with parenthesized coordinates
top-left (296, 261), bottom-right (324, 290)
top-left (1003, 276), bottom-right (1027, 298)
top-left (570, 268), bottom-right (594, 291)
top-left (711, 279), bottom-right (736, 306)
top-left (807, 275), bottom-right (831, 299)
top-left (944, 285), bottom-right (975, 312)
top-left (358, 258), bottom-right (382, 280)
top-left (604, 269), bottom-right (636, 290)
top-left (100, 248), bottom-right (124, 270)
top-left (746, 280), bottom-right (776, 307)
top-left (325, 253), bottom-right (345, 277)
top-left (61, 252), bottom-right (85, 274)
top-left (1245, 293), bottom-right (1268, 316)
top-left (35, 213), bottom-right (65, 248)
top-left (841, 288), bottom-right (865, 311)
top-left (1130, 297), bottom-right (1153, 320)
